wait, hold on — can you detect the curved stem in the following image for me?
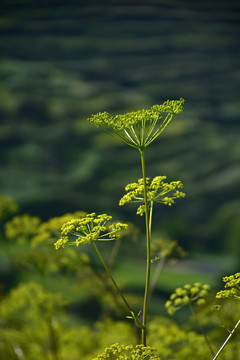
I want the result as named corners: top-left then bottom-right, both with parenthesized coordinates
top-left (92, 241), bottom-right (133, 314)
top-left (212, 318), bottom-right (240, 360)
top-left (140, 149), bottom-right (152, 346)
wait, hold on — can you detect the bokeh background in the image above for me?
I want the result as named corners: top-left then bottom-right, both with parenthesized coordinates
top-left (0, 0), bottom-right (240, 291)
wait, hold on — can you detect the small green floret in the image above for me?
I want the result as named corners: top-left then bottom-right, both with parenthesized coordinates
top-left (54, 213), bottom-right (128, 249)
top-left (119, 176), bottom-right (185, 215)
top-left (88, 99), bottom-right (185, 150)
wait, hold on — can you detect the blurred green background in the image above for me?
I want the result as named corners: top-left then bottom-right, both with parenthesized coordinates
top-left (0, 0), bottom-right (239, 267)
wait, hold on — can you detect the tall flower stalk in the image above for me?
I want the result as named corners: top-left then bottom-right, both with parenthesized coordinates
top-left (55, 99), bottom-right (185, 346)
top-left (89, 99), bottom-right (185, 345)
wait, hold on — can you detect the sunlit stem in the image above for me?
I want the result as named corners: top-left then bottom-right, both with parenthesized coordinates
top-left (140, 149), bottom-right (151, 346)
top-left (149, 201), bottom-right (153, 237)
top-left (212, 318), bottom-right (240, 360)
top-left (92, 241), bottom-right (133, 314)
top-left (148, 201), bottom-right (163, 302)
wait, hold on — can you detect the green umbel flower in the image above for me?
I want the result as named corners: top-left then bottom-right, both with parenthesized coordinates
top-left (119, 176), bottom-right (185, 215)
top-left (32, 211), bottom-right (86, 246)
top-left (165, 283), bottom-right (211, 315)
top-left (5, 214), bottom-right (41, 244)
top-left (93, 343), bottom-right (161, 360)
top-left (55, 213), bottom-right (128, 249)
top-left (216, 273), bottom-right (240, 300)
top-left (88, 99), bottom-right (185, 150)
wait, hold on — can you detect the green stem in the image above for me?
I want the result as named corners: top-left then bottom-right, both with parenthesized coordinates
top-left (140, 149), bottom-right (152, 346)
top-left (149, 201), bottom-right (153, 237)
top-left (92, 241), bottom-right (132, 314)
top-left (212, 318), bottom-right (240, 360)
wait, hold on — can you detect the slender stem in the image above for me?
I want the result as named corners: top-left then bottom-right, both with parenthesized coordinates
top-left (149, 201), bottom-right (153, 237)
top-left (212, 318), bottom-right (240, 360)
top-left (92, 241), bottom-right (132, 314)
top-left (140, 149), bottom-right (152, 346)
top-left (147, 200), bottom-right (165, 302)
top-left (189, 303), bottom-right (215, 357)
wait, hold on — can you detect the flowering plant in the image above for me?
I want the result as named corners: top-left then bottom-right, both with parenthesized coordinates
top-left (56, 99), bottom-right (186, 345)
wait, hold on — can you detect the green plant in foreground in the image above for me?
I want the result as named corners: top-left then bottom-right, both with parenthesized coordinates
top-left (0, 282), bottom-right (66, 360)
top-left (55, 99), bottom-right (185, 347)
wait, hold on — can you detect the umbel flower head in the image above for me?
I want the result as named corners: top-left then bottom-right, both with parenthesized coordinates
top-left (88, 99), bottom-right (185, 150)
top-left (165, 283), bottom-right (211, 315)
top-left (92, 343), bottom-right (160, 360)
top-left (54, 213), bottom-right (128, 250)
top-left (119, 176), bottom-right (185, 215)
top-left (216, 273), bottom-right (240, 300)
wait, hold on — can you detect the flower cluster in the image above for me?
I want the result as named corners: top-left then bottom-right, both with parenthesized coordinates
top-left (119, 176), bottom-right (185, 215)
top-left (93, 343), bottom-right (161, 360)
top-left (54, 213), bottom-right (128, 249)
top-left (216, 273), bottom-right (240, 300)
top-left (32, 211), bottom-right (86, 246)
top-left (88, 99), bottom-right (185, 150)
top-left (5, 214), bottom-right (41, 244)
top-left (165, 283), bottom-right (211, 315)
top-left (0, 282), bottom-right (66, 321)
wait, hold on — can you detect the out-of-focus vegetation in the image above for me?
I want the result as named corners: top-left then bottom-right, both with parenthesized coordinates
top-left (0, 197), bottom-right (240, 359)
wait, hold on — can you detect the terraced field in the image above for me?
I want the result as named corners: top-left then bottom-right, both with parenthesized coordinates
top-left (0, 0), bottom-right (239, 256)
